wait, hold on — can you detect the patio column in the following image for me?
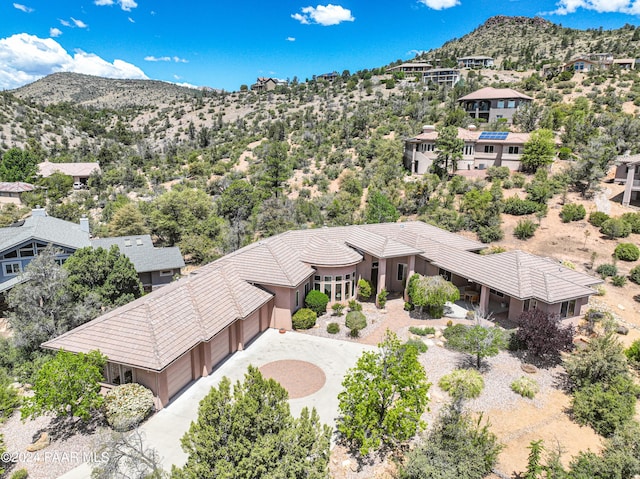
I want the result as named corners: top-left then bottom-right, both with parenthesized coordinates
top-left (479, 285), bottom-right (490, 316)
top-left (377, 258), bottom-right (387, 295)
top-left (623, 165), bottom-right (636, 206)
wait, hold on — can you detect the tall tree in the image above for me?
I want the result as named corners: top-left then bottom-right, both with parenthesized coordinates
top-left (0, 147), bottom-right (38, 182)
top-left (433, 125), bottom-right (464, 179)
top-left (108, 203), bottom-right (149, 237)
top-left (446, 313), bottom-right (507, 369)
top-left (364, 190), bottom-right (400, 224)
top-left (520, 129), bottom-right (556, 173)
top-left (337, 331), bottom-right (430, 455)
top-left (172, 366), bottom-right (331, 479)
top-left (257, 141), bottom-right (291, 198)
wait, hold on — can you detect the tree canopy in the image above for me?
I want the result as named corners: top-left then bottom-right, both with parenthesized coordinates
top-left (408, 274), bottom-right (460, 318)
top-left (433, 125), bottom-right (464, 178)
top-left (0, 147), bottom-right (38, 182)
top-left (520, 129), bottom-right (555, 173)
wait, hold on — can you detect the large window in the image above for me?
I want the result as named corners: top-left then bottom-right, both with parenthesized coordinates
top-left (3, 262), bottom-right (20, 276)
top-left (310, 271), bottom-right (357, 303)
top-left (397, 263), bottom-right (407, 282)
top-left (508, 146), bottom-right (519, 154)
top-left (438, 268), bottom-right (451, 282)
top-left (484, 145), bottom-right (494, 153)
top-left (560, 300), bottom-right (576, 318)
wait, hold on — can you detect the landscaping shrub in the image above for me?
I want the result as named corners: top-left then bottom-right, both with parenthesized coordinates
top-left (403, 301), bottom-right (413, 311)
top-left (588, 211), bottom-right (610, 227)
top-left (514, 219), bottom-right (538, 240)
top-left (357, 279), bottom-right (372, 300)
top-left (443, 323), bottom-right (467, 341)
top-left (486, 166), bottom-right (510, 181)
top-left (503, 197), bottom-right (541, 216)
top-left (620, 212), bottom-right (640, 233)
top-left (515, 309), bottom-right (574, 361)
top-left (0, 368), bottom-right (20, 422)
top-left (630, 265), bottom-right (640, 284)
top-left (349, 328), bottom-right (360, 338)
top-left (345, 311), bottom-right (367, 330)
top-left (10, 469), bottom-right (28, 479)
top-left (611, 275), bottom-right (627, 287)
top-left (348, 299), bottom-right (362, 311)
top-left (477, 224), bottom-right (504, 243)
top-left (331, 303), bottom-right (345, 316)
top-left (409, 326), bottom-right (435, 336)
top-left (512, 173), bottom-right (526, 188)
top-left (404, 339), bottom-right (428, 354)
top-left (614, 243), bottom-right (640, 262)
top-left (625, 339), bottom-right (640, 368)
top-left (511, 376), bottom-right (539, 398)
top-left (564, 334), bottom-right (629, 390)
top-left (600, 218), bottom-right (632, 239)
top-left (560, 203), bottom-right (586, 222)
top-left (327, 322), bottom-right (340, 334)
top-left (304, 290), bottom-right (329, 316)
top-left (438, 369), bottom-right (484, 399)
top-left (377, 288), bottom-right (388, 309)
top-left (292, 308), bottom-right (317, 330)
top-left (596, 263), bottom-right (618, 278)
top-left (558, 146), bottom-right (572, 160)
top-left (104, 383), bottom-right (155, 431)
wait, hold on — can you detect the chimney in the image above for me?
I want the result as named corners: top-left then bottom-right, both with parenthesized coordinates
top-left (422, 125), bottom-right (436, 133)
top-left (32, 206), bottom-right (47, 217)
top-left (79, 215), bottom-right (90, 234)
top-left (468, 124), bottom-right (477, 131)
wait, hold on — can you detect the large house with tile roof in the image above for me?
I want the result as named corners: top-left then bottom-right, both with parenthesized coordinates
top-left (457, 87), bottom-right (533, 124)
top-left (44, 221), bottom-right (601, 409)
top-left (38, 161), bottom-right (101, 186)
top-left (0, 182), bottom-right (34, 205)
top-left (404, 125), bottom-right (531, 175)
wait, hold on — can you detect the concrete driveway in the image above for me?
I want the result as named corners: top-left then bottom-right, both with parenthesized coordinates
top-left (60, 328), bottom-right (373, 477)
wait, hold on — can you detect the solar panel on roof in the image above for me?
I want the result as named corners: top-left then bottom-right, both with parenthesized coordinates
top-left (479, 131), bottom-right (509, 140)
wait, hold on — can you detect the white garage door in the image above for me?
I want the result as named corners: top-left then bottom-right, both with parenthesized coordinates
top-left (243, 314), bottom-right (260, 345)
top-left (167, 353), bottom-right (192, 399)
top-left (209, 329), bottom-right (230, 371)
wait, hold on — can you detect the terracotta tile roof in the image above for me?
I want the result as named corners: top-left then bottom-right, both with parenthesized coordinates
top-left (0, 182), bottom-right (34, 193)
top-left (43, 263), bottom-right (273, 371)
top-left (301, 236), bottom-right (362, 266)
top-left (38, 161), bottom-right (101, 178)
top-left (407, 127), bottom-right (530, 145)
top-left (457, 87), bottom-right (533, 102)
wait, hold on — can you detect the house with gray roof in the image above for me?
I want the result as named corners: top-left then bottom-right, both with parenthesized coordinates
top-left (43, 221), bottom-right (601, 409)
top-left (457, 87), bottom-right (533, 124)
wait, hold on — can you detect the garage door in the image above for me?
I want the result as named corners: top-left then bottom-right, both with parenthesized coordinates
top-left (167, 353), bottom-right (192, 399)
top-left (243, 314), bottom-right (260, 345)
top-left (209, 329), bottom-right (230, 370)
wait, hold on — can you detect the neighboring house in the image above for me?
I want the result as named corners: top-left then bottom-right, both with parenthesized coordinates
top-left (457, 87), bottom-right (533, 124)
top-left (614, 153), bottom-right (640, 206)
top-left (44, 221), bottom-right (600, 409)
top-left (404, 125), bottom-right (530, 174)
top-left (38, 161), bottom-right (101, 186)
top-left (422, 68), bottom-right (461, 88)
top-left (386, 62), bottom-right (432, 74)
top-left (547, 53), bottom-right (635, 74)
top-left (457, 56), bottom-right (495, 68)
top-left (0, 208), bottom-right (183, 294)
top-left (316, 71), bottom-right (339, 82)
top-left (92, 235), bottom-right (185, 291)
top-left (0, 182), bottom-right (34, 205)
top-left (250, 77), bottom-right (286, 92)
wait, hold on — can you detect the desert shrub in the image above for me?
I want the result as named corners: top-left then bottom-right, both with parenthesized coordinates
top-left (349, 328), bottom-right (360, 338)
top-left (630, 265), bottom-right (640, 284)
top-left (596, 263), bottom-right (618, 278)
top-left (512, 173), bottom-right (526, 188)
top-left (561, 260), bottom-right (575, 269)
top-left (614, 243), bottom-right (640, 262)
top-left (514, 219), bottom-right (538, 240)
top-left (345, 311), bottom-right (367, 330)
top-left (409, 326), bottom-right (435, 336)
top-left (443, 323), bottom-right (467, 341)
top-left (515, 309), bottom-right (574, 361)
top-left (403, 301), bottom-right (413, 311)
top-left (0, 368), bottom-right (20, 422)
top-left (331, 303), bottom-right (345, 316)
top-left (404, 338), bottom-right (428, 354)
top-left (486, 166), bottom-right (510, 181)
top-left (10, 469), bottom-right (28, 479)
top-left (357, 279), bottom-right (372, 300)
top-left (503, 197), bottom-right (541, 215)
top-left (511, 376), bottom-right (539, 398)
top-left (589, 211), bottom-right (610, 227)
top-left (304, 290), bottom-right (329, 316)
top-left (348, 299), bottom-right (362, 311)
top-left (564, 334), bottom-right (630, 390)
top-left (601, 218), bottom-right (632, 239)
top-left (560, 203), bottom-right (586, 222)
top-left (572, 375), bottom-right (639, 436)
top-left (377, 288), bottom-right (388, 309)
top-left (625, 339), bottom-right (640, 367)
top-left (292, 308), bottom-right (317, 330)
top-left (558, 146), bottom-right (572, 160)
top-left (480, 245), bottom-right (507, 255)
top-left (620, 212), bottom-right (640, 233)
top-left (611, 275), bottom-right (627, 287)
top-left (327, 322), bottom-right (340, 334)
top-left (439, 369), bottom-right (484, 399)
top-left (104, 383), bottom-right (155, 431)
top-left (477, 224), bottom-right (503, 243)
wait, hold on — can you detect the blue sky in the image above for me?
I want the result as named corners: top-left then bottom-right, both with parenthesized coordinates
top-left (1, 0), bottom-right (640, 91)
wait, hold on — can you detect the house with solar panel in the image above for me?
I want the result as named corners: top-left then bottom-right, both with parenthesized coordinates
top-left (404, 125), bottom-right (531, 175)
top-left (457, 87), bottom-right (533, 124)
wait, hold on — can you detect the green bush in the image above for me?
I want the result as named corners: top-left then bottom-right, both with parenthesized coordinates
top-left (572, 375), bottom-right (639, 437)
top-left (512, 173), bottom-right (526, 188)
top-left (503, 197), bottom-right (541, 215)
top-left (630, 265), bottom-right (640, 284)
top-left (625, 339), bottom-right (640, 366)
top-left (404, 339), bottom-right (428, 354)
top-left (439, 369), bottom-right (484, 399)
top-left (486, 166), bottom-right (510, 181)
top-left (514, 219), bottom-right (538, 240)
top-left (10, 469), bottom-right (28, 479)
top-left (511, 376), bottom-right (539, 398)
top-left (327, 322), bottom-right (340, 334)
top-left (292, 308), bottom-right (317, 330)
top-left (611, 275), bottom-right (627, 287)
top-left (331, 303), bottom-right (345, 316)
top-left (601, 218), bottom-right (632, 239)
top-left (104, 383), bottom-right (155, 431)
top-left (357, 279), bottom-right (372, 300)
top-left (304, 290), bottom-right (329, 316)
top-left (589, 211), bottom-right (610, 227)
top-left (349, 328), bottom-right (360, 338)
top-left (614, 243), bottom-right (640, 261)
top-left (403, 301), bottom-right (414, 311)
top-left (377, 288), bottom-right (388, 309)
top-left (477, 224), bottom-right (504, 243)
top-left (620, 212), bottom-right (640, 233)
top-left (560, 203), bottom-right (586, 222)
top-left (558, 147), bottom-right (572, 160)
top-left (596, 263), bottom-right (618, 278)
top-left (409, 326), bottom-right (435, 336)
top-left (345, 311), bottom-right (367, 330)
top-left (348, 299), bottom-right (362, 311)
top-left (0, 368), bottom-right (20, 422)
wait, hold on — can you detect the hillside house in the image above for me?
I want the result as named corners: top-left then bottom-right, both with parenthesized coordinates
top-left (386, 62), bottom-right (433, 74)
top-left (422, 68), bottom-right (461, 87)
top-left (404, 125), bottom-right (530, 174)
top-left (251, 77), bottom-right (287, 92)
top-left (457, 56), bottom-right (495, 68)
top-left (548, 53), bottom-right (635, 75)
top-left (43, 221), bottom-right (601, 409)
top-left (614, 153), bottom-right (640, 206)
top-left (316, 72), bottom-right (339, 82)
top-left (457, 87), bottom-right (533, 124)
top-left (0, 182), bottom-right (34, 205)
top-left (38, 161), bottom-right (101, 187)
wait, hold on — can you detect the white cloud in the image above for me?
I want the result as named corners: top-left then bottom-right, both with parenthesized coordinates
top-left (59, 19), bottom-right (71, 27)
top-left (94, 0), bottom-right (138, 10)
top-left (0, 33), bottom-right (147, 90)
top-left (13, 3), bottom-right (34, 13)
top-left (49, 27), bottom-right (63, 38)
top-left (291, 4), bottom-right (354, 26)
top-left (94, 0), bottom-right (113, 5)
top-left (549, 0), bottom-right (640, 14)
top-left (128, 17), bottom-right (135, 23)
top-left (286, 36), bottom-right (296, 41)
top-left (418, 0), bottom-right (461, 10)
top-left (144, 55), bottom-right (188, 63)
top-left (173, 56), bottom-right (188, 63)
top-left (71, 17), bottom-right (88, 28)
